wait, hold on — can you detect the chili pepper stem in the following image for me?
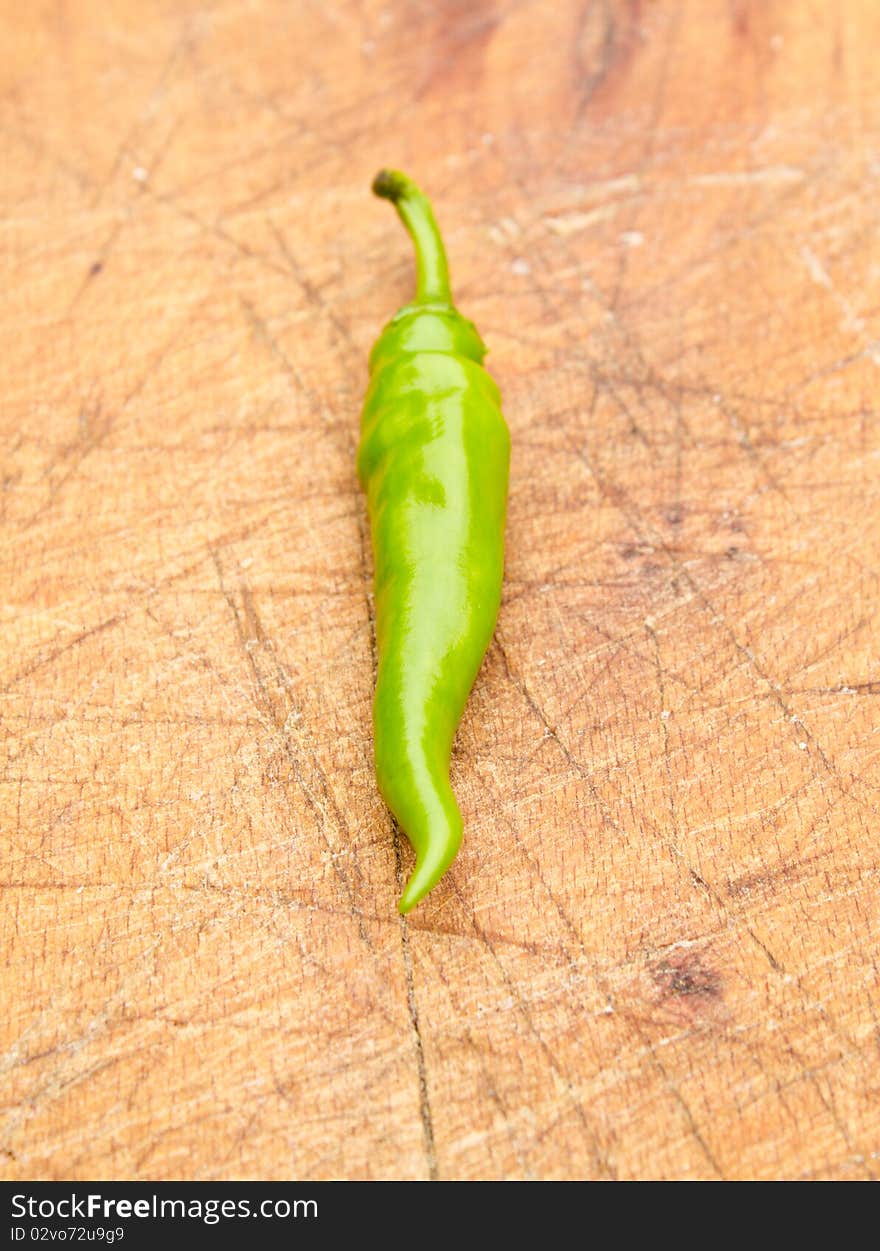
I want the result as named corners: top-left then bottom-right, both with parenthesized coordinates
top-left (372, 169), bottom-right (452, 305)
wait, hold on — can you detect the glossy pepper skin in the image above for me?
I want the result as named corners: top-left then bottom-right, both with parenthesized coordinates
top-left (357, 170), bottom-right (510, 914)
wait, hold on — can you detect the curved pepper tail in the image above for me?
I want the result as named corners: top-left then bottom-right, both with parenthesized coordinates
top-left (397, 812), bottom-right (463, 915)
top-left (376, 734), bottom-right (464, 914)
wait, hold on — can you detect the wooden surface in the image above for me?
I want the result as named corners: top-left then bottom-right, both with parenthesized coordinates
top-left (3, 0), bottom-right (879, 1181)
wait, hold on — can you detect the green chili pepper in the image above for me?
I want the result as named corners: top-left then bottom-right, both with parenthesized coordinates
top-left (357, 169), bottom-right (510, 914)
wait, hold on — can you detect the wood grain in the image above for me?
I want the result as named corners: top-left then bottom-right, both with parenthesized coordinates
top-left (2, 0), bottom-right (879, 1180)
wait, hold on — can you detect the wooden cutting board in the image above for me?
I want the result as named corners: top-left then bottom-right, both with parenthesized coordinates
top-left (3, 0), bottom-right (878, 1180)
